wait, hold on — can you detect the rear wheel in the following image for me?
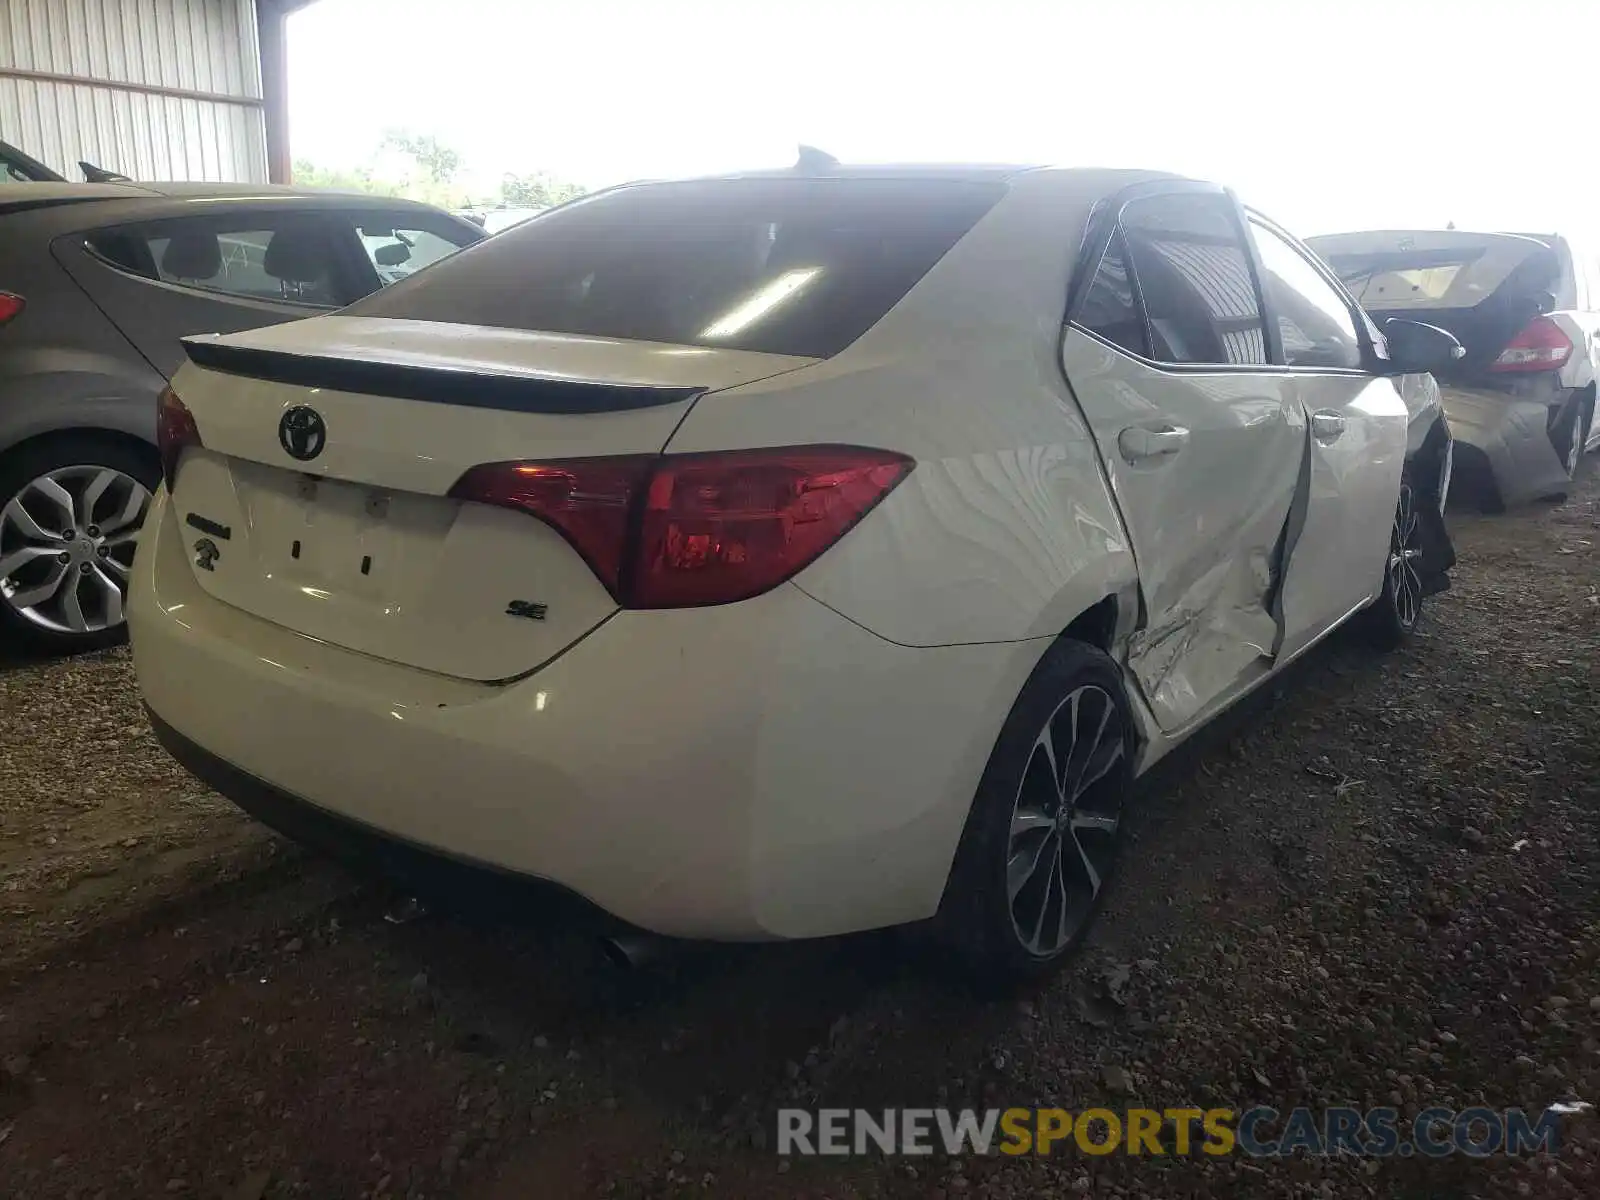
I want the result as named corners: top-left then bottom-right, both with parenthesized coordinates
top-left (0, 437), bottom-right (157, 654)
top-left (1559, 402), bottom-right (1587, 481)
top-left (1360, 476), bottom-right (1425, 650)
top-left (1539, 400), bottom-right (1588, 502)
top-left (935, 639), bottom-right (1136, 982)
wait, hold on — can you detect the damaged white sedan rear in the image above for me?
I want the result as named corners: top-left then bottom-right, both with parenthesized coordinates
top-left (131, 164), bottom-right (1458, 979)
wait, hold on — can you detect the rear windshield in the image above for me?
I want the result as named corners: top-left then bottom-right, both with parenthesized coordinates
top-left (1321, 239), bottom-right (1557, 311)
top-left (347, 177), bottom-right (1005, 358)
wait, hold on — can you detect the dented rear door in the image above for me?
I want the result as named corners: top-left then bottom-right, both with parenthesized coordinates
top-left (1062, 186), bottom-right (1303, 734)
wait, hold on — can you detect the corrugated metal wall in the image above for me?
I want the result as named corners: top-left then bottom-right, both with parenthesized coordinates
top-left (0, 0), bottom-right (267, 183)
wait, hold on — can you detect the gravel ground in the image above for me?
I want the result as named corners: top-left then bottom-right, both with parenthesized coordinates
top-left (0, 464), bottom-right (1595, 1200)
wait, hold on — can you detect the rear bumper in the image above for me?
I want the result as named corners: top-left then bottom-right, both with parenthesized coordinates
top-left (1440, 385), bottom-right (1574, 506)
top-left (146, 705), bottom-right (624, 929)
top-left (129, 490), bottom-right (1039, 941)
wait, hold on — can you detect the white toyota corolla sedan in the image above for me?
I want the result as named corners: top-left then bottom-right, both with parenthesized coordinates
top-left (131, 163), bottom-right (1460, 977)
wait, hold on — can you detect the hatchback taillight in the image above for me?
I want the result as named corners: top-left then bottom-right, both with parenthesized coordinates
top-left (156, 386), bottom-right (203, 491)
top-left (1490, 315), bottom-right (1573, 372)
top-left (0, 292), bottom-right (24, 326)
top-left (449, 446), bottom-right (914, 608)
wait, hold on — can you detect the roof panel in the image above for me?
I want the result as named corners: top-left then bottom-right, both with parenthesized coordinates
top-left (0, 181), bottom-right (154, 203)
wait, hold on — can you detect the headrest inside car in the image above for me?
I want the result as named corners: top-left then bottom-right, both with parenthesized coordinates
top-left (159, 232), bottom-right (222, 280)
top-left (263, 227), bottom-right (328, 284)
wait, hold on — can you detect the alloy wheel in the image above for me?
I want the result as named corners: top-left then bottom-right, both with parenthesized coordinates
top-left (0, 465), bottom-right (150, 635)
top-left (1564, 412), bottom-right (1583, 478)
top-left (1005, 683), bottom-right (1127, 959)
top-left (1387, 484), bottom-right (1423, 630)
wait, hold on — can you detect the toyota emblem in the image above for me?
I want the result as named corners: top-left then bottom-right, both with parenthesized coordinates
top-left (278, 406), bottom-right (327, 462)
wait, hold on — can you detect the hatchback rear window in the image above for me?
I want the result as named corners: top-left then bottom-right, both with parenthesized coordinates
top-left (347, 177), bottom-right (1005, 358)
top-left (1321, 239), bottom-right (1557, 311)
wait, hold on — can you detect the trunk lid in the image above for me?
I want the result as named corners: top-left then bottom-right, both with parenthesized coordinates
top-left (1307, 230), bottom-right (1564, 375)
top-left (166, 314), bottom-right (814, 681)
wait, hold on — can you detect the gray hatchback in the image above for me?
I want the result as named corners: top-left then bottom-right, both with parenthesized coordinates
top-left (0, 182), bottom-right (483, 652)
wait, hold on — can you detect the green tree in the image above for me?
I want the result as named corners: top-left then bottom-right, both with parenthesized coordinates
top-left (291, 158), bottom-right (401, 196)
top-left (381, 131), bottom-right (462, 186)
top-left (499, 171), bottom-right (587, 209)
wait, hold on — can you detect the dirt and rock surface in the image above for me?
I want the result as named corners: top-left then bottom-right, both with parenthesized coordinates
top-left (2, 468), bottom-right (1596, 1200)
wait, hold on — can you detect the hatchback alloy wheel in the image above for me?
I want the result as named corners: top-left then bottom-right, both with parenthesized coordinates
top-left (1562, 408), bottom-right (1584, 479)
top-left (0, 464), bottom-right (149, 638)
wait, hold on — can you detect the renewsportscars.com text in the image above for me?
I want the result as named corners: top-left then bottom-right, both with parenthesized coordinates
top-left (777, 1106), bottom-right (1565, 1158)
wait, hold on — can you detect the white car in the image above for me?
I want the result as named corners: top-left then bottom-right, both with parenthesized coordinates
top-left (479, 206), bottom-right (544, 235)
top-left (1309, 229), bottom-right (1598, 508)
top-left (131, 165), bottom-right (1459, 977)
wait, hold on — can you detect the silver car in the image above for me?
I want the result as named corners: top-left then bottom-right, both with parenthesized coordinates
top-left (1309, 229), bottom-right (1597, 510)
top-left (0, 182), bottom-right (482, 652)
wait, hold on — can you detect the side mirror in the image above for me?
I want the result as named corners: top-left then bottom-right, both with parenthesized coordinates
top-left (374, 242), bottom-right (411, 267)
top-left (1380, 318), bottom-right (1464, 375)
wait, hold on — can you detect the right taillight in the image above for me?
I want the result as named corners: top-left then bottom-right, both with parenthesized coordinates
top-left (1490, 315), bottom-right (1573, 372)
top-left (156, 385), bottom-right (203, 491)
top-left (0, 292), bottom-right (24, 326)
top-left (633, 447), bottom-right (914, 608)
top-left (449, 445), bottom-right (914, 609)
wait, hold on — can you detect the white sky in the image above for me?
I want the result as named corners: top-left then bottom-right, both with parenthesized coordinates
top-left (288, 0), bottom-right (1600, 239)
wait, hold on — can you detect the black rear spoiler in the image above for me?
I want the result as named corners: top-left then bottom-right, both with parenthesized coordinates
top-left (179, 338), bottom-right (703, 415)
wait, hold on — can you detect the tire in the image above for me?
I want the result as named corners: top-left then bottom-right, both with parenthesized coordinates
top-left (1359, 473), bottom-right (1425, 651)
top-left (934, 638), bottom-right (1137, 983)
top-left (1535, 400), bottom-right (1587, 503)
top-left (1558, 402), bottom-right (1587, 482)
top-left (1476, 480), bottom-right (1507, 515)
top-left (0, 435), bottom-right (158, 655)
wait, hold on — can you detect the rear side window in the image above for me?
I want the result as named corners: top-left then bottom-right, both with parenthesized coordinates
top-left (86, 217), bottom-right (347, 307)
top-left (1121, 194), bottom-right (1267, 366)
top-left (349, 178), bottom-right (1005, 358)
top-left (1076, 231), bottom-right (1149, 357)
top-left (85, 229), bottom-right (152, 275)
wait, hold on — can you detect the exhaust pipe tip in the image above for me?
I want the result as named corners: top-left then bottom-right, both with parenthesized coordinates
top-left (600, 934), bottom-right (665, 970)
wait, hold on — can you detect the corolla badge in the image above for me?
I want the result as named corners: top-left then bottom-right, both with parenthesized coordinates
top-left (278, 406), bottom-right (327, 461)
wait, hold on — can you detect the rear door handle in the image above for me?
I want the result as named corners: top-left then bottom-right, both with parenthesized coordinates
top-left (1311, 410), bottom-right (1347, 442)
top-left (1117, 424), bottom-right (1190, 463)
